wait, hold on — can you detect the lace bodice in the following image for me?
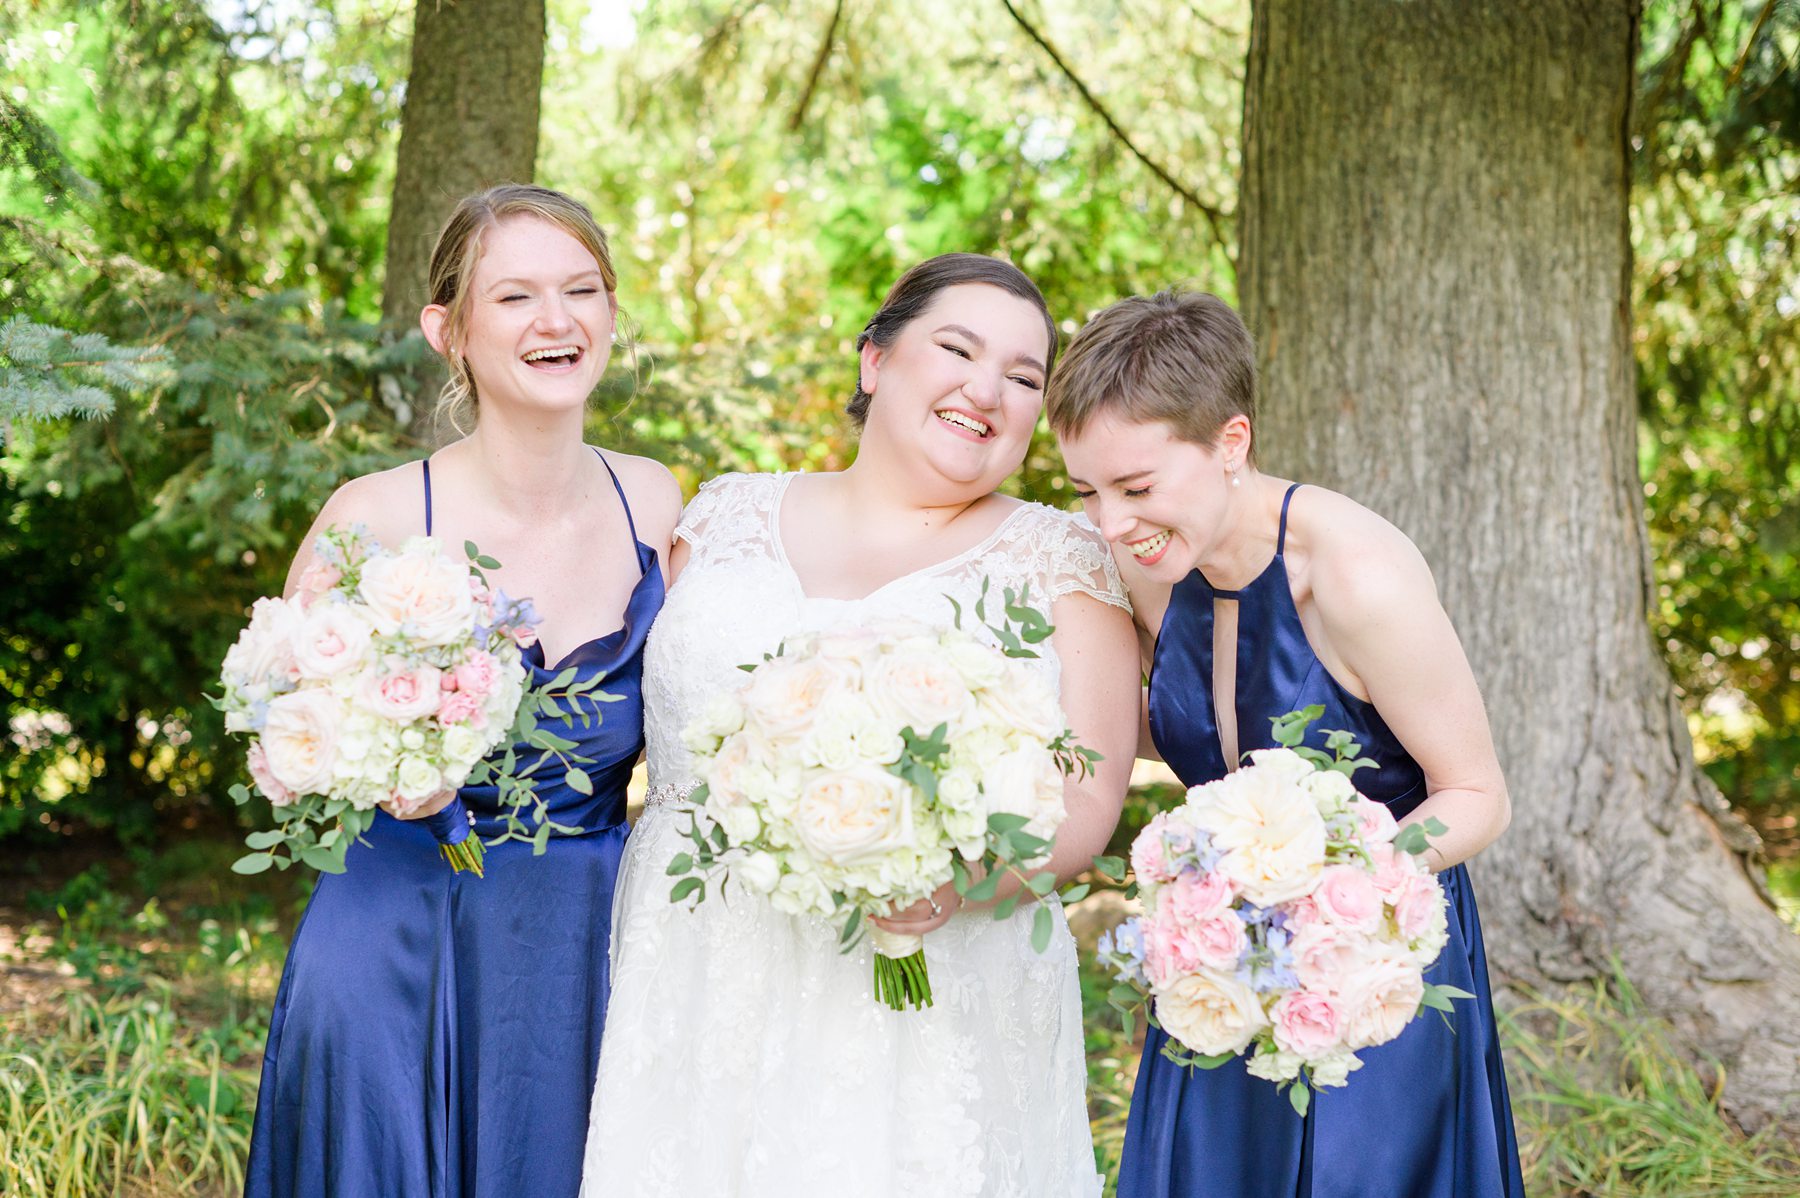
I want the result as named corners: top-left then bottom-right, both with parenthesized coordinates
top-left (642, 471), bottom-right (1129, 792)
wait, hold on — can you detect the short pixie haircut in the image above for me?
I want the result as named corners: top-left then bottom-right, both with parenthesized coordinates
top-left (848, 253), bottom-right (1057, 428)
top-left (1045, 290), bottom-right (1257, 454)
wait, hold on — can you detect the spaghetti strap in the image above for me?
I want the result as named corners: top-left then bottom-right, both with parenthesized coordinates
top-left (422, 458), bottom-right (434, 536)
top-left (1276, 482), bottom-right (1303, 555)
top-left (594, 448), bottom-right (641, 548)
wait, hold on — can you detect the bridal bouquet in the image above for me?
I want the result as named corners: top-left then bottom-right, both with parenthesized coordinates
top-left (668, 582), bottom-right (1100, 1011)
top-left (217, 525), bottom-right (608, 877)
top-left (1096, 708), bottom-right (1469, 1114)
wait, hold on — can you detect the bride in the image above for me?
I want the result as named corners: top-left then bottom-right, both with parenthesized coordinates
top-left (580, 253), bottom-right (1139, 1197)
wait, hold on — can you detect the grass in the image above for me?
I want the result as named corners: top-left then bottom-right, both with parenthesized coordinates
top-left (0, 989), bottom-right (256, 1197)
top-left (1504, 973), bottom-right (1800, 1196)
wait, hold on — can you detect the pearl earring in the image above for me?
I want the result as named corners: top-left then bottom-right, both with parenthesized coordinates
top-left (1230, 467), bottom-right (1241, 488)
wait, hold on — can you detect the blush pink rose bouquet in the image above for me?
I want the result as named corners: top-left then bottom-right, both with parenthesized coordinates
top-left (1095, 707), bottom-right (1469, 1114)
top-left (217, 525), bottom-right (606, 877)
top-left (667, 582), bottom-right (1101, 1012)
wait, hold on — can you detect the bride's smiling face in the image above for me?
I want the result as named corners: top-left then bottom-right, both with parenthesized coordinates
top-left (857, 283), bottom-right (1051, 495)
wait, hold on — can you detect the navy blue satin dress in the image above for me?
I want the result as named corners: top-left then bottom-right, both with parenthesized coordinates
top-left (245, 454), bottom-right (663, 1198)
top-left (1119, 484), bottom-right (1523, 1198)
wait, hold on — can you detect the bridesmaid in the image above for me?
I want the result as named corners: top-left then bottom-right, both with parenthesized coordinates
top-left (244, 184), bottom-right (678, 1198)
top-left (1050, 290), bottom-right (1523, 1197)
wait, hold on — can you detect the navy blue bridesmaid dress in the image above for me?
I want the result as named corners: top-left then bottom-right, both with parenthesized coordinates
top-left (1118, 484), bottom-right (1523, 1198)
top-left (244, 453), bottom-right (664, 1198)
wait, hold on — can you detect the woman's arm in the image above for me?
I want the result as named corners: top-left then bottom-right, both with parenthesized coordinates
top-left (1316, 531), bottom-right (1510, 871)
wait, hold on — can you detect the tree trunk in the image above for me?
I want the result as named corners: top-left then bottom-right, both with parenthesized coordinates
top-left (382, 0), bottom-right (545, 443)
top-left (1240, 0), bottom-right (1800, 1132)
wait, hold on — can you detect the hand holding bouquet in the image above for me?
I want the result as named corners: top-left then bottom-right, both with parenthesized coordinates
top-left (217, 525), bottom-right (611, 876)
top-left (668, 582), bottom-right (1101, 1011)
top-left (1096, 707), bottom-right (1469, 1114)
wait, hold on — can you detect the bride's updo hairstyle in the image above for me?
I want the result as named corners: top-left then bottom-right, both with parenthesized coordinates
top-left (425, 184), bottom-right (620, 436)
top-left (847, 252), bottom-right (1058, 428)
top-left (1045, 289), bottom-right (1258, 462)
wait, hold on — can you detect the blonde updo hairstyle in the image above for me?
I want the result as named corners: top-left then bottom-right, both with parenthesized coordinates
top-left (425, 184), bottom-right (621, 436)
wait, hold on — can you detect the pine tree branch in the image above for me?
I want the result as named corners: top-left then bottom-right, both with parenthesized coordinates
top-left (999, 0), bottom-right (1226, 246)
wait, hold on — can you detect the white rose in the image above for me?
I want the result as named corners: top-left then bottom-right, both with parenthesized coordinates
top-left (792, 766), bottom-right (914, 865)
top-left (940, 632), bottom-right (1007, 690)
top-left (743, 656), bottom-right (843, 741)
top-left (1245, 1047), bottom-right (1305, 1084)
top-left (395, 754), bottom-right (444, 802)
top-left (976, 670), bottom-right (1065, 743)
top-left (1304, 768), bottom-right (1358, 814)
top-left (1192, 762), bottom-right (1327, 906)
top-left (980, 745), bottom-right (1066, 843)
top-left (1307, 1049), bottom-right (1363, 1089)
top-left (1154, 968), bottom-right (1270, 1057)
top-left (292, 601), bottom-right (373, 681)
top-left (1241, 747), bottom-right (1316, 787)
top-left (223, 596), bottom-right (304, 687)
top-left (734, 850), bottom-right (782, 894)
top-left (357, 540), bottom-right (477, 646)
top-left (441, 725), bottom-right (486, 772)
top-left (260, 688), bottom-right (345, 795)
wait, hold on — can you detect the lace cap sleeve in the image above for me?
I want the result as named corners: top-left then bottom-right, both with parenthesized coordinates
top-left (674, 472), bottom-right (751, 548)
top-left (1035, 507), bottom-right (1132, 612)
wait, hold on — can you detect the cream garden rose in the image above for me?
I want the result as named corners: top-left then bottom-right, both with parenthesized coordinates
top-left (260, 689), bottom-right (347, 795)
top-left (793, 767), bottom-right (914, 865)
top-left (357, 539), bottom-right (477, 645)
top-left (1156, 969), bottom-right (1269, 1057)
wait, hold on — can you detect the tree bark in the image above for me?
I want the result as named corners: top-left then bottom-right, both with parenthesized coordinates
top-left (1240, 0), bottom-right (1800, 1132)
top-left (382, 0), bottom-right (545, 443)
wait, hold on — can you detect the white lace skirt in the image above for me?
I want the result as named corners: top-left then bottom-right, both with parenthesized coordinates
top-left (580, 791), bottom-right (1102, 1198)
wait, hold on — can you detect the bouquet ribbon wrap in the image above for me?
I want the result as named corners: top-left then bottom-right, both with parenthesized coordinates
top-left (424, 795), bottom-right (484, 876)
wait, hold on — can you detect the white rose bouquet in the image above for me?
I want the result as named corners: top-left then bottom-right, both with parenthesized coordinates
top-left (216, 524), bottom-right (611, 876)
top-left (668, 582), bottom-right (1101, 1011)
top-left (1095, 707), bottom-right (1470, 1115)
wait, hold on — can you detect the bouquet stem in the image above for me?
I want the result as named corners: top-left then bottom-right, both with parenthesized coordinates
top-left (869, 928), bottom-right (932, 1011)
top-left (425, 797), bottom-right (486, 877)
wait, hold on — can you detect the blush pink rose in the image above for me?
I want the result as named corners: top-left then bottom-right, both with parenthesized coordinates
top-left (1315, 864), bottom-right (1383, 932)
top-left (1165, 869), bottom-right (1232, 924)
top-left (294, 560), bottom-right (342, 605)
top-left (1352, 797), bottom-right (1399, 844)
top-left (247, 743), bottom-right (296, 807)
top-left (1142, 912), bottom-right (1204, 986)
top-left (1367, 842), bottom-right (1416, 902)
top-left (436, 689), bottom-right (487, 728)
top-left (1285, 895), bottom-right (1323, 931)
top-left (1184, 912), bottom-right (1249, 971)
top-left (361, 664), bottom-right (443, 721)
top-left (1290, 923), bottom-right (1372, 995)
top-left (453, 652), bottom-right (501, 700)
top-left (1393, 873), bottom-right (1447, 939)
top-left (1271, 989), bottom-right (1344, 1058)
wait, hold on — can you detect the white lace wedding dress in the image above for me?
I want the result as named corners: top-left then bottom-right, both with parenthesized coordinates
top-left (580, 472), bottom-right (1128, 1198)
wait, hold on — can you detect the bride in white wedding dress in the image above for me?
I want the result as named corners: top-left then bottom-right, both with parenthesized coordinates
top-left (580, 254), bottom-right (1140, 1198)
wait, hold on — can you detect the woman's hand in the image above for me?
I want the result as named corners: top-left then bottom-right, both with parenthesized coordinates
top-left (382, 788), bottom-right (460, 821)
top-left (869, 878), bottom-right (964, 938)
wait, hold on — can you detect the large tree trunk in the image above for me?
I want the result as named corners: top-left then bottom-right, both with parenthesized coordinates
top-left (1239, 0), bottom-right (1800, 1131)
top-left (382, 0), bottom-right (545, 443)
